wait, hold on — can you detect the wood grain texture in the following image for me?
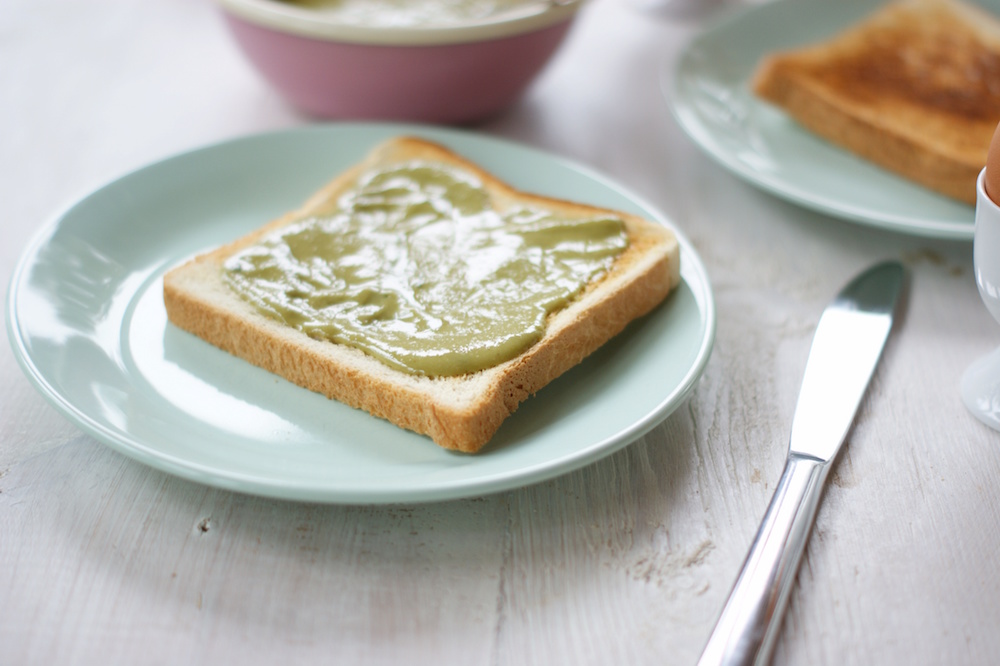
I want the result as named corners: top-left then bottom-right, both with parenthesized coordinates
top-left (4, 0), bottom-right (1000, 664)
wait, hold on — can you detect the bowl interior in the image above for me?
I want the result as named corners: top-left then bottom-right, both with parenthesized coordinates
top-left (217, 0), bottom-right (583, 45)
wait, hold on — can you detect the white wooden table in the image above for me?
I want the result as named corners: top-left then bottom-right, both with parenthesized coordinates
top-left (4, 0), bottom-right (1000, 664)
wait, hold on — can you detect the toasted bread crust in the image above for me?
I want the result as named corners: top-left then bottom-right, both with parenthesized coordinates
top-left (163, 137), bottom-right (680, 452)
top-left (752, 0), bottom-right (1000, 204)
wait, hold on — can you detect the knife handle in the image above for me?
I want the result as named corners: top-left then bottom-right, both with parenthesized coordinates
top-left (697, 453), bottom-right (829, 666)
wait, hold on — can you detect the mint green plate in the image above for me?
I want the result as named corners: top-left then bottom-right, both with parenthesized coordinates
top-left (6, 124), bottom-right (715, 504)
top-left (668, 0), bottom-right (990, 241)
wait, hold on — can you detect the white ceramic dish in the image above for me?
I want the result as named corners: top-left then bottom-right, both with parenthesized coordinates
top-left (6, 123), bottom-right (715, 504)
top-left (667, 0), bottom-right (998, 241)
top-left (962, 169), bottom-right (1000, 430)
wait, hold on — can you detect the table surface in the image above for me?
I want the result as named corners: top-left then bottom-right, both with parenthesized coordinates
top-left (4, 0), bottom-right (1000, 664)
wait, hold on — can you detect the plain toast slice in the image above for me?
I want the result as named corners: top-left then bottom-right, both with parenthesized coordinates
top-left (752, 0), bottom-right (1000, 204)
top-left (163, 137), bottom-right (681, 452)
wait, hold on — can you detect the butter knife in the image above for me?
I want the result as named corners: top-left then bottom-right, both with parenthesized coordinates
top-left (697, 260), bottom-right (906, 666)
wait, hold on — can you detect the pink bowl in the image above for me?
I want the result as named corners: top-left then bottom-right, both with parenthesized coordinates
top-left (218, 0), bottom-right (580, 124)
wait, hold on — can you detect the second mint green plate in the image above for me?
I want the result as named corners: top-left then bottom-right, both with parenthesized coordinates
top-left (668, 0), bottom-right (992, 241)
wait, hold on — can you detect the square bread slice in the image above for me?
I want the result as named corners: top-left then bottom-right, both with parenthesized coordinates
top-left (163, 136), bottom-right (681, 453)
top-left (751, 0), bottom-right (1000, 204)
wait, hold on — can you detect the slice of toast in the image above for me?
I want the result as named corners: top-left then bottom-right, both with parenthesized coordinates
top-left (751, 0), bottom-right (1000, 204)
top-left (163, 136), bottom-right (681, 453)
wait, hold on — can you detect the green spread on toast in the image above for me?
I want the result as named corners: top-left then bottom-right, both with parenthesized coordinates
top-left (223, 161), bottom-right (627, 377)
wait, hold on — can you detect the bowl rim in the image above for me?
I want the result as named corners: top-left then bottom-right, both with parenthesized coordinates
top-left (216, 0), bottom-right (583, 45)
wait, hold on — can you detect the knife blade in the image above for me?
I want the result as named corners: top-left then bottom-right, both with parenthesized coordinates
top-left (697, 260), bottom-right (906, 666)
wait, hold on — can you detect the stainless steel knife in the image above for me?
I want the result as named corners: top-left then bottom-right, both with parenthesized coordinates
top-left (697, 260), bottom-right (906, 666)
